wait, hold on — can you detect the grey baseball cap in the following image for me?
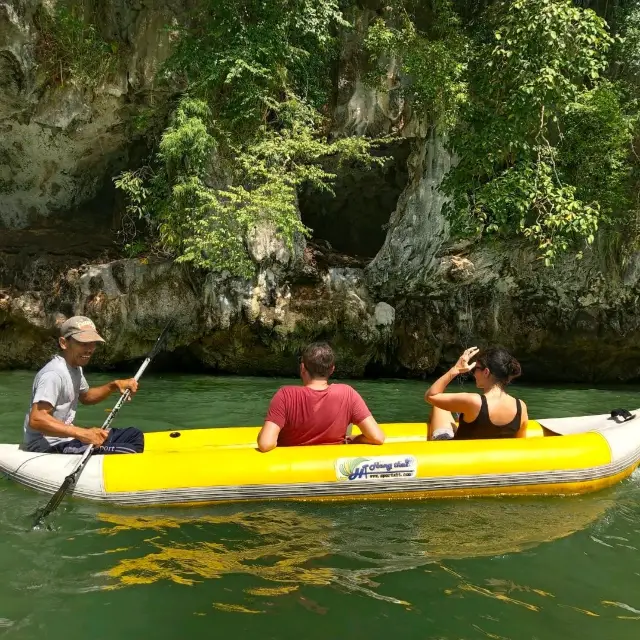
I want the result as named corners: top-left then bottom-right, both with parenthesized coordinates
top-left (59, 316), bottom-right (105, 343)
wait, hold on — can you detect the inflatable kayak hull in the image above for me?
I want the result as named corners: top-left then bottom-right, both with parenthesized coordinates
top-left (1, 413), bottom-right (639, 506)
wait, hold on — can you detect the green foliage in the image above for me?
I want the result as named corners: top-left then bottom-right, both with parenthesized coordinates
top-left (364, 0), bottom-right (469, 130)
top-left (558, 84), bottom-right (634, 219)
top-left (444, 0), bottom-right (615, 263)
top-left (116, 98), bottom-right (382, 275)
top-left (116, 98), bottom-right (251, 275)
top-left (113, 0), bottom-right (640, 272)
top-left (36, 3), bottom-right (119, 87)
top-left (472, 159), bottom-right (600, 265)
top-left (162, 0), bottom-right (347, 141)
top-left (115, 0), bottom-right (384, 276)
top-left (123, 239), bottom-right (149, 259)
top-left (612, 3), bottom-right (640, 81)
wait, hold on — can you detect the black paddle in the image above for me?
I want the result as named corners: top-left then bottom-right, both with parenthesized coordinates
top-left (31, 322), bottom-right (173, 529)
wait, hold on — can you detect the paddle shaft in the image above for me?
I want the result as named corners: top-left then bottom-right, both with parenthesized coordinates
top-left (32, 323), bottom-right (172, 527)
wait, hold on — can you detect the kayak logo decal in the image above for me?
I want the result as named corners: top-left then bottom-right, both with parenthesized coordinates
top-left (336, 455), bottom-right (418, 481)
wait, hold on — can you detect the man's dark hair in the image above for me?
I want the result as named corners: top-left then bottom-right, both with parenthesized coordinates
top-left (301, 342), bottom-right (335, 379)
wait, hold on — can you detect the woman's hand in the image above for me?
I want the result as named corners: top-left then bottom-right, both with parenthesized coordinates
top-left (425, 346), bottom-right (482, 410)
top-left (451, 347), bottom-right (480, 375)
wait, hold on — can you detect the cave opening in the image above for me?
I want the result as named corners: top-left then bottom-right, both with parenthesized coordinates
top-left (297, 140), bottom-right (410, 262)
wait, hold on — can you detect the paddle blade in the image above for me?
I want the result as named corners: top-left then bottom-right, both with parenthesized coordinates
top-left (31, 473), bottom-right (77, 529)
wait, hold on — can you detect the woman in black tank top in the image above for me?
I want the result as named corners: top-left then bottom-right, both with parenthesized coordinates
top-left (424, 347), bottom-right (528, 441)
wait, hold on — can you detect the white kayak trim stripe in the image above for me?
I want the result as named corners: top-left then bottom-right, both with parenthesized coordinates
top-left (0, 446), bottom-right (106, 499)
top-left (3, 439), bottom-right (637, 506)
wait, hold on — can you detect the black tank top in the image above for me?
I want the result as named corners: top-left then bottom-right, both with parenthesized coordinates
top-left (454, 395), bottom-right (522, 440)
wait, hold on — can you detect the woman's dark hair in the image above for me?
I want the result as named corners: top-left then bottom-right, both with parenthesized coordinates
top-left (475, 347), bottom-right (521, 386)
top-left (301, 342), bottom-right (335, 379)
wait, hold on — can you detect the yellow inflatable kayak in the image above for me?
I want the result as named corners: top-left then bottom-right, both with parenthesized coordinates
top-left (1, 410), bottom-right (639, 506)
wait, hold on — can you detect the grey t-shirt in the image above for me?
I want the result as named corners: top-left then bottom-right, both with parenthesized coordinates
top-left (23, 355), bottom-right (89, 452)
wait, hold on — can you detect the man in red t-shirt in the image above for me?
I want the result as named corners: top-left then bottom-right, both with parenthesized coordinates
top-left (257, 342), bottom-right (385, 452)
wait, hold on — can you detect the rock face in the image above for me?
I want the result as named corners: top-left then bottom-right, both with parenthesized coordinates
top-left (390, 245), bottom-right (640, 382)
top-left (0, 254), bottom-right (396, 377)
top-left (366, 128), bottom-right (454, 296)
top-left (2, 1), bottom-right (640, 383)
top-left (0, 0), bottom-right (177, 227)
top-left (4, 234), bottom-right (640, 382)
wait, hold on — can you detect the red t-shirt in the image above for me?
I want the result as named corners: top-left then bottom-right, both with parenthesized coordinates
top-left (265, 384), bottom-right (372, 446)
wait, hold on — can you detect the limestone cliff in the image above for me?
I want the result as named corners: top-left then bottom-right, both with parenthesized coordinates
top-left (0, 0), bottom-right (176, 227)
top-left (2, 0), bottom-right (640, 383)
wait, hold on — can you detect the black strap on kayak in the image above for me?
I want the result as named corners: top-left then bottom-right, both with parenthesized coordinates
top-left (30, 321), bottom-right (173, 530)
top-left (610, 408), bottom-right (635, 423)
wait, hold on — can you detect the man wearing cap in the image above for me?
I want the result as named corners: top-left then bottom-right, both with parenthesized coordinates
top-left (22, 316), bottom-right (144, 454)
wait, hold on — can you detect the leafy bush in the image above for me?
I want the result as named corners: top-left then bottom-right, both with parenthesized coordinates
top-left (443, 0), bottom-right (616, 264)
top-left (364, 0), bottom-right (469, 130)
top-left (116, 0), bottom-right (383, 276)
top-left (35, 4), bottom-right (119, 87)
top-left (113, 0), bottom-right (640, 270)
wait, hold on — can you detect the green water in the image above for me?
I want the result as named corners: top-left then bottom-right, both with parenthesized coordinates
top-left (1, 372), bottom-right (640, 639)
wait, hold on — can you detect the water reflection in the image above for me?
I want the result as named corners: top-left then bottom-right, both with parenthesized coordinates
top-left (97, 495), bottom-right (613, 606)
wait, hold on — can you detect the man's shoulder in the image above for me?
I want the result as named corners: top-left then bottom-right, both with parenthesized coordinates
top-left (329, 383), bottom-right (358, 394)
top-left (35, 357), bottom-right (66, 380)
top-left (274, 385), bottom-right (304, 396)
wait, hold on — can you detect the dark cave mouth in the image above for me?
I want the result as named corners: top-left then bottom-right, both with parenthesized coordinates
top-left (297, 139), bottom-right (410, 261)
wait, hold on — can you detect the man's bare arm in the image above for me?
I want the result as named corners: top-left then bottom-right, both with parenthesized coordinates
top-left (257, 421), bottom-right (281, 452)
top-left (80, 378), bottom-right (139, 405)
top-left (348, 416), bottom-right (385, 445)
top-left (29, 402), bottom-right (108, 446)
